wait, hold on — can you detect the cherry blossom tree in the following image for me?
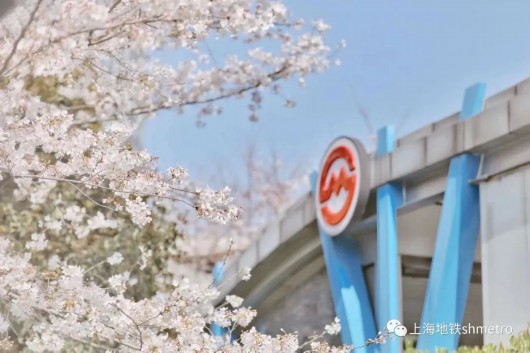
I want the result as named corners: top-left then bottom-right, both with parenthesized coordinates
top-left (0, 1), bottom-right (392, 351)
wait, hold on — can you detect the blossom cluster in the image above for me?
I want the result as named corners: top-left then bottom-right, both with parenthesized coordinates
top-left (0, 98), bottom-right (241, 226)
top-left (0, 0), bottom-right (332, 226)
top-left (0, 236), bottom-right (349, 352)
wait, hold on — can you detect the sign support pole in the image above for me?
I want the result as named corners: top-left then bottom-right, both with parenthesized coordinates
top-left (375, 125), bottom-right (403, 353)
top-left (417, 83), bottom-right (485, 352)
top-left (310, 171), bottom-right (377, 352)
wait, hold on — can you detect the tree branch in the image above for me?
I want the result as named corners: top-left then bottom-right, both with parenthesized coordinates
top-left (5, 172), bottom-right (197, 208)
top-left (0, 0), bottom-right (43, 77)
top-left (110, 303), bottom-right (143, 351)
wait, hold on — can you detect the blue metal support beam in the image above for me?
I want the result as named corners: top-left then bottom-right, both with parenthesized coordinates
top-left (211, 261), bottom-right (230, 344)
top-left (375, 126), bottom-right (403, 353)
top-left (310, 172), bottom-right (377, 353)
top-left (212, 261), bottom-right (224, 285)
top-left (377, 125), bottom-right (396, 157)
top-left (460, 83), bottom-right (486, 119)
top-left (417, 83), bottom-right (485, 352)
top-left (211, 323), bottom-right (229, 338)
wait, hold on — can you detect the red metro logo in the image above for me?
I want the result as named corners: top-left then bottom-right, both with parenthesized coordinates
top-left (319, 145), bottom-right (357, 225)
top-left (316, 137), bottom-right (369, 236)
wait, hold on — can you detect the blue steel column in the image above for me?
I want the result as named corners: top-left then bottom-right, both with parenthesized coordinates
top-left (310, 172), bottom-right (377, 353)
top-left (211, 261), bottom-right (229, 341)
top-left (417, 83), bottom-right (485, 352)
top-left (375, 126), bottom-right (403, 353)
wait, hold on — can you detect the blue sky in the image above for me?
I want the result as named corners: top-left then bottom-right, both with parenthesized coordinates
top-left (142, 0), bottom-right (530, 187)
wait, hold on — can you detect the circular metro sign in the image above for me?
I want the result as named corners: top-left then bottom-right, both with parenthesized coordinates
top-left (316, 137), bottom-right (369, 236)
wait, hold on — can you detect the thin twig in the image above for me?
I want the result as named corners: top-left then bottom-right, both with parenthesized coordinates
top-left (0, 0), bottom-right (43, 77)
top-left (209, 237), bottom-right (233, 288)
top-left (108, 0), bottom-right (122, 13)
top-left (88, 29), bottom-right (126, 46)
top-left (110, 303), bottom-right (143, 351)
top-left (128, 66), bottom-right (288, 116)
top-left (6, 172), bottom-right (196, 208)
top-left (65, 180), bottom-right (122, 214)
